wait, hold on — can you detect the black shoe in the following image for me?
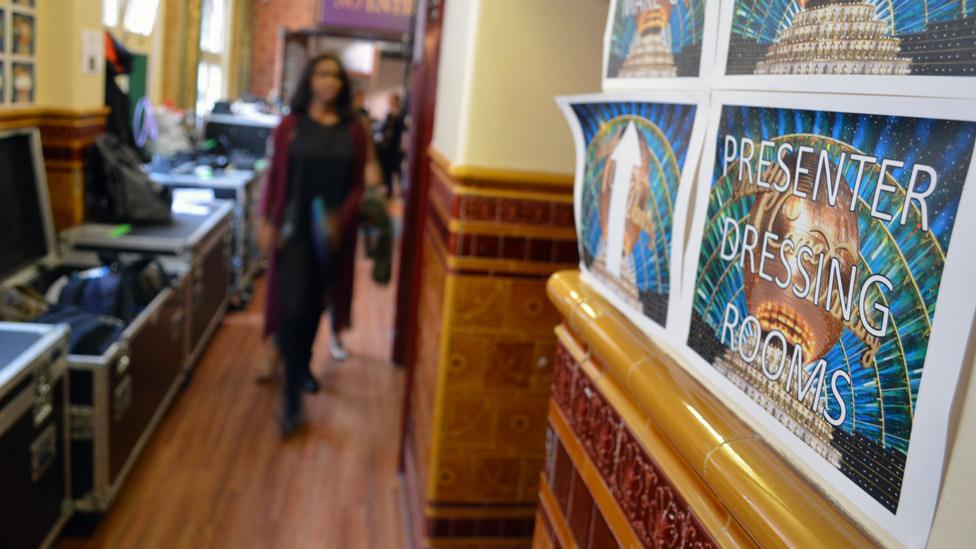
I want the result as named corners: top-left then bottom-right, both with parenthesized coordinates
top-left (301, 374), bottom-right (320, 394)
top-left (280, 414), bottom-right (298, 438)
top-left (279, 409), bottom-right (304, 439)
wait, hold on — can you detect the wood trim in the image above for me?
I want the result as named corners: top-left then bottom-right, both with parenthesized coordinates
top-left (429, 146), bottom-right (574, 190)
top-left (538, 477), bottom-right (577, 549)
top-left (548, 403), bottom-right (642, 549)
top-left (546, 270), bottom-right (881, 548)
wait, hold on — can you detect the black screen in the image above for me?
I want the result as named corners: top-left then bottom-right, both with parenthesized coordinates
top-left (0, 132), bottom-right (49, 280)
top-left (203, 121), bottom-right (272, 157)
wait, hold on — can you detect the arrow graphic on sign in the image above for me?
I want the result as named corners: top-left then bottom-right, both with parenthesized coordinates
top-left (604, 121), bottom-right (642, 278)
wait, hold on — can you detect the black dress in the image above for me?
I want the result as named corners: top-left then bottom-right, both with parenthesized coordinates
top-left (276, 116), bottom-right (355, 416)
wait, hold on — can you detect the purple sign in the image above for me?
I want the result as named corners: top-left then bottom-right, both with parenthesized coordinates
top-left (320, 0), bottom-right (416, 35)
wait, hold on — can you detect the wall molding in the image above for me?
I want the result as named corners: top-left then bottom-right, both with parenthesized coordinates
top-left (428, 146), bottom-right (575, 191)
top-left (546, 270), bottom-right (881, 548)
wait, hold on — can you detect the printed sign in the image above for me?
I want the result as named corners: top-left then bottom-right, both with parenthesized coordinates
top-left (678, 91), bottom-right (976, 546)
top-left (604, 0), bottom-right (719, 89)
top-left (559, 93), bottom-right (707, 339)
top-left (717, 0), bottom-right (976, 97)
top-left (321, 0), bottom-right (416, 35)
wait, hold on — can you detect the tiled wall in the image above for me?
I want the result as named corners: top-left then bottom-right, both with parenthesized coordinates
top-left (249, 0), bottom-right (318, 99)
top-left (539, 342), bottom-right (717, 548)
top-left (404, 159), bottom-right (578, 547)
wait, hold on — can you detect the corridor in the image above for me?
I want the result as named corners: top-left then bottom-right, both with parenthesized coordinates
top-left (57, 247), bottom-right (407, 549)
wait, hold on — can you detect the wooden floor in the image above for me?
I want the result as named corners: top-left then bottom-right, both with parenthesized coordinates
top-left (57, 241), bottom-right (408, 548)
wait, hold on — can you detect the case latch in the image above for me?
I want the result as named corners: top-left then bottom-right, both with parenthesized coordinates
top-left (33, 365), bottom-right (53, 427)
top-left (30, 424), bottom-right (57, 482)
top-left (113, 375), bottom-right (133, 422)
top-left (70, 405), bottom-right (93, 440)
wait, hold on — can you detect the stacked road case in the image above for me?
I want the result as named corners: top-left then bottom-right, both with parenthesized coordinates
top-left (61, 201), bottom-right (233, 371)
top-left (0, 128), bottom-right (235, 541)
top-left (0, 323), bottom-right (72, 549)
top-left (149, 168), bottom-right (265, 308)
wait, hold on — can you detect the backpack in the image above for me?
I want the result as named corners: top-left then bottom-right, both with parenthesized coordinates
top-left (86, 133), bottom-right (173, 223)
top-left (34, 305), bottom-right (125, 356)
top-left (57, 258), bottom-right (170, 324)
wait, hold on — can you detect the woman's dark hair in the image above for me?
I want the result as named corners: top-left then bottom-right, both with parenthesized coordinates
top-left (288, 53), bottom-right (353, 122)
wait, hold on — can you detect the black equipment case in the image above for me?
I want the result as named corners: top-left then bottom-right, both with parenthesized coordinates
top-left (0, 128), bottom-right (187, 514)
top-left (0, 322), bottom-right (72, 548)
top-left (62, 200), bottom-right (233, 370)
top-left (149, 167), bottom-right (265, 308)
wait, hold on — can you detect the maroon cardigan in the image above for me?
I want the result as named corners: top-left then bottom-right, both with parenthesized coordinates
top-left (259, 114), bottom-right (367, 338)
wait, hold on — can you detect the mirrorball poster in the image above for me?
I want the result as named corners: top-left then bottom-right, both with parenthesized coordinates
top-left (679, 92), bottom-right (976, 546)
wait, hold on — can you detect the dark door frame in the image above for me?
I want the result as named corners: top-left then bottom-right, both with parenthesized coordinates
top-left (394, 0), bottom-right (445, 468)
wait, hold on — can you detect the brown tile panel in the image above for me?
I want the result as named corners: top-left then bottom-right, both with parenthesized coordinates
top-left (429, 164), bottom-right (461, 222)
top-left (426, 158), bottom-right (578, 271)
top-left (533, 510), bottom-right (560, 549)
top-left (567, 467), bottom-right (595, 545)
top-left (539, 435), bottom-right (624, 549)
top-left (538, 476), bottom-right (577, 549)
top-left (410, 159), bottom-right (577, 545)
top-left (588, 511), bottom-right (618, 549)
top-left (552, 343), bottom-right (717, 549)
top-left (411, 235), bottom-right (448, 502)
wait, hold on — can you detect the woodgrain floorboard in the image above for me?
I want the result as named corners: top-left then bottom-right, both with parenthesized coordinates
top-left (57, 237), bottom-right (407, 549)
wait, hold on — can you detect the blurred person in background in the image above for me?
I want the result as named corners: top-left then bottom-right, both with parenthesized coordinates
top-left (377, 93), bottom-right (406, 198)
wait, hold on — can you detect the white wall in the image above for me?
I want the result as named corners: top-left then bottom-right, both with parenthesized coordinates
top-left (928, 346), bottom-right (976, 547)
top-left (365, 55), bottom-right (408, 121)
top-left (36, 0), bottom-right (105, 109)
top-left (431, 0), bottom-right (605, 174)
top-left (430, 0), bottom-right (480, 165)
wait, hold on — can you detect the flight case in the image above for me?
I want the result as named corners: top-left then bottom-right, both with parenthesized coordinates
top-left (149, 167), bottom-right (265, 308)
top-left (1, 128), bottom-right (188, 515)
top-left (0, 323), bottom-right (71, 548)
top-left (62, 200), bottom-right (233, 370)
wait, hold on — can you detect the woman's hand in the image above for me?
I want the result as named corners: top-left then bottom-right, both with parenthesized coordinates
top-left (258, 220), bottom-right (279, 256)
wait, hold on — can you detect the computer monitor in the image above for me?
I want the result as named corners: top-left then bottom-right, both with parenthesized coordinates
top-left (202, 114), bottom-right (277, 158)
top-left (0, 128), bottom-right (56, 281)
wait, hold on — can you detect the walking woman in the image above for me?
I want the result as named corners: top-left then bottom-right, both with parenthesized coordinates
top-left (259, 54), bottom-right (378, 437)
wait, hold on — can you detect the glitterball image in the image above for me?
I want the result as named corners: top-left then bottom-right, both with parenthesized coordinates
top-left (688, 104), bottom-right (976, 512)
top-left (727, 0), bottom-right (976, 77)
top-left (607, 0), bottom-right (707, 78)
